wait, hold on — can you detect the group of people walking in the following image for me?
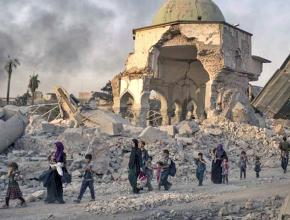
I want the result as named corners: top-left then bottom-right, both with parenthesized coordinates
top-left (194, 136), bottom-right (289, 187)
top-left (2, 136), bottom-right (290, 208)
top-left (128, 139), bottom-right (176, 194)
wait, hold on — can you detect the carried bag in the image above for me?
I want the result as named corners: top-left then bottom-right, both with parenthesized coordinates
top-left (137, 171), bottom-right (148, 188)
top-left (169, 160), bottom-right (176, 177)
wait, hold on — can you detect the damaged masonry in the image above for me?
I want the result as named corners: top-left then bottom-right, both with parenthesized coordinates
top-left (1, 0), bottom-right (290, 220)
top-left (111, 0), bottom-right (270, 128)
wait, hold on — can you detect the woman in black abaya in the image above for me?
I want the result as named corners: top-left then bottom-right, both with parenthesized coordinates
top-left (211, 144), bottom-right (227, 184)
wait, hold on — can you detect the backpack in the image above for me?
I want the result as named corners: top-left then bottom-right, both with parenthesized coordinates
top-left (169, 160), bottom-right (176, 177)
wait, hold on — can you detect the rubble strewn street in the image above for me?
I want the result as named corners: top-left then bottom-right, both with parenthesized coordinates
top-left (1, 104), bottom-right (290, 219)
top-left (0, 0), bottom-right (289, 219)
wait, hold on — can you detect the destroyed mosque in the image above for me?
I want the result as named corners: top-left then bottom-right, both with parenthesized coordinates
top-left (111, 0), bottom-right (270, 127)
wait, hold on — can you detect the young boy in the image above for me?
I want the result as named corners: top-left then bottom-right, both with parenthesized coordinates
top-left (239, 151), bottom-right (248, 180)
top-left (2, 162), bottom-right (26, 209)
top-left (221, 157), bottom-right (229, 184)
top-left (74, 154), bottom-right (95, 203)
top-left (155, 161), bottom-right (163, 190)
top-left (194, 153), bottom-right (206, 186)
top-left (254, 156), bottom-right (261, 178)
top-left (144, 156), bottom-right (154, 191)
top-left (159, 150), bottom-right (172, 191)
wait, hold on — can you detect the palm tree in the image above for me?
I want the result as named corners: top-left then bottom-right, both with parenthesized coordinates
top-left (4, 56), bottom-right (20, 104)
top-left (28, 74), bottom-right (40, 105)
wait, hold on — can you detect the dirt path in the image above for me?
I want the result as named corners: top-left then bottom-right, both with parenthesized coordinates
top-left (1, 168), bottom-right (289, 220)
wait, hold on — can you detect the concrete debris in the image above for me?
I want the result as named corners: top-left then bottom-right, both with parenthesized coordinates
top-left (58, 127), bottom-right (95, 154)
top-left (86, 192), bottom-right (211, 215)
top-left (159, 125), bottom-right (177, 137)
top-left (139, 126), bottom-right (169, 142)
top-left (25, 190), bottom-right (46, 202)
top-left (0, 101), bottom-right (289, 219)
top-left (82, 110), bottom-right (123, 136)
top-left (252, 54), bottom-right (290, 120)
top-left (176, 120), bottom-right (200, 137)
top-left (54, 86), bottom-right (124, 136)
top-left (0, 106), bottom-right (28, 153)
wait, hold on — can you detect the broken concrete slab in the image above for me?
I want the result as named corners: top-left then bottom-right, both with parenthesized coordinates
top-left (58, 127), bottom-right (95, 154)
top-left (123, 125), bottom-right (144, 136)
top-left (203, 127), bottom-right (223, 136)
top-left (160, 125), bottom-right (177, 137)
top-left (83, 110), bottom-right (123, 136)
top-left (176, 121), bottom-right (200, 137)
top-left (0, 112), bottom-right (28, 153)
top-left (25, 190), bottom-right (46, 202)
top-left (139, 126), bottom-right (169, 142)
top-left (3, 105), bottom-right (29, 120)
top-left (253, 54), bottom-right (290, 120)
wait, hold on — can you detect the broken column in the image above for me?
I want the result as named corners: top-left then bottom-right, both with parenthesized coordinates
top-left (0, 106), bottom-right (28, 153)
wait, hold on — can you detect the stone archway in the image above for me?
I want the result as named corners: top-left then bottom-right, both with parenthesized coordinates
top-left (171, 101), bottom-right (182, 124)
top-left (151, 44), bottom-right (210, 122)
top-left (120, 91), bottom-right (135, 122)
top-left (146, 90), bottom-right (168, 127)
top-left (182, 99), bottom-right (198, 120)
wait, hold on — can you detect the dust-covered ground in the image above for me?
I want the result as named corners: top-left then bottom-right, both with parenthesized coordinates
top-left (1, 112), bottom-right (290, 220)
top-left (0, 167), bottom-right (288, 220)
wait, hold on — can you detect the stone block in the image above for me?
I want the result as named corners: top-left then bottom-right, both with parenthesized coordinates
top-left (83, 110), bottom-right (123, 136)
top-left (139, 126), bottom-right (169, 142)
top-left (0, 113), bottom-right (27, 153)
top-left (159, 125), bottom-right (177, 137)
top-left (177, 121), bottom-right (199, 136)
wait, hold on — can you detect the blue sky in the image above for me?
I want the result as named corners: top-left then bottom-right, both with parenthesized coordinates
top-left (0, 0), bottom-right (289, 97)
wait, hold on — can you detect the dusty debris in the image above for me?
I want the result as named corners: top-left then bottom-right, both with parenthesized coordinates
top-left (139, 126), bottom-right (169, 142)
top-left (253, 54), bottom-right (290, 120)
top-left (54, 86), bottom-right (123, 136)
top-left (176, 120), bottom-right (200, 137)
top-left (0, 106), bottom-right (28, 153)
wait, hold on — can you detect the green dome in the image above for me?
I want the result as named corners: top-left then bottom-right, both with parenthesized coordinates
top-left (153, 0), bottom-right (225, 25)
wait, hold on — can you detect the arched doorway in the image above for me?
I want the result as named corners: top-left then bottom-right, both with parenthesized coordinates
top-left (146, 90), bottom-right (168, 127)
top-left (154, 44), bottom-right (210, 121)
top-left (120, 92), bottom-right (135, 122)
top-left (182, 99), bottom-right (198, 120)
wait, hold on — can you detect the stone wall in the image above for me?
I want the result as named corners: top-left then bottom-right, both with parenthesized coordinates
top-left (112, 22), bottom-right (267, 127)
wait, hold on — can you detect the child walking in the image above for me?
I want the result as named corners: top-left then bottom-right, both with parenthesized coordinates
top-left (221, 157), bottom-right (229, 184)
top-left (74, 154), bottom-right (95, 203)
top-left (254, 156), bottom-right (261, 178)
top-left (144, 156), bottom-right (154, 191)
top-left (155, 161), bottom-right (162, 190)
top-left (239, 151), bottom-right (248, 180)
top-left (194, 153), bottom-right (206, 186)
top-left (2, 162), bottom-right (26, 209)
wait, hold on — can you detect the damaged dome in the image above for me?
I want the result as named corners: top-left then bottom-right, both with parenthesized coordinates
top-left (152, 0), bottom-right (225, 25)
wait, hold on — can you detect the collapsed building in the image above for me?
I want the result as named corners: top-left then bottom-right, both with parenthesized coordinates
top-left (252, 54), bottom-right (290, 120)
top-left (111, 0), bottom-right (270, 127)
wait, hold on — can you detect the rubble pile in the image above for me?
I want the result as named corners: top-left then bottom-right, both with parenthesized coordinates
top-left (143, 196), bottom-right (283, 220)
top-left (85, 191), bottom-right (212, 215)
top-left (6, 115), bottom-right (285, 185)
top-left (0, 104), bottom-right (289, 219)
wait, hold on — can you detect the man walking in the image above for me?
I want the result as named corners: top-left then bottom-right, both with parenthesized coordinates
top-left (279, 136), bottom-right (290, 173)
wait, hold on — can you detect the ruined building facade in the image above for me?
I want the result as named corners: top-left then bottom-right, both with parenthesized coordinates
top-left (112, 0), bottom-right (270, 127)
